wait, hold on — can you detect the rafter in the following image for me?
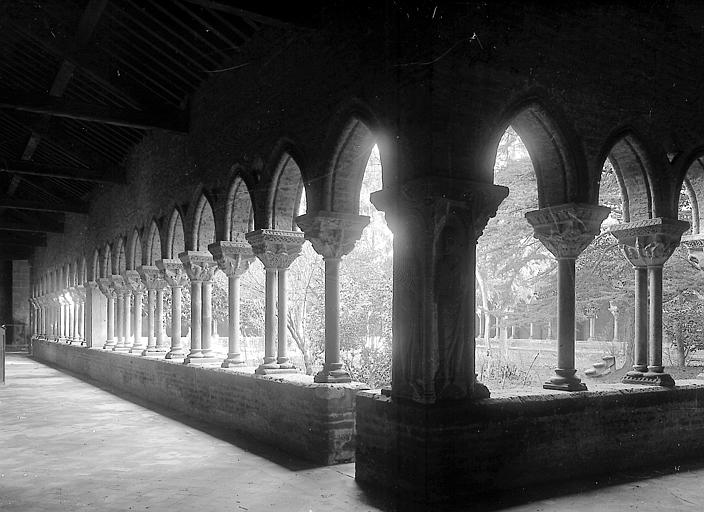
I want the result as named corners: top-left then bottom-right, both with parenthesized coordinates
top-left (179, 0), bottom-right (297, 28)
top-left (0, 159), bottom-right (121, 184)
top-left (0, 91), bottom-right (187, 132)
top-left (0, 196), bottom-right (88, 214)
top-left (0, 232), bottom-right (47, 247)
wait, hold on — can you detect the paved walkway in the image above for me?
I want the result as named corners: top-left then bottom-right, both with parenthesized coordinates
top-left (1, 354), bottom-right (704, 511)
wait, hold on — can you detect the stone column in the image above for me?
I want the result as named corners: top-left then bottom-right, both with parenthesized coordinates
top-left (180, 251), bottom-right (220, 365)
top-left (584, 304), bottom-right (598, 342)
top-left (297, 211), bottom-right (370, 383)
top-left (98, 278), bottom-right (117, 349)
top-left (529, 322), bottom-right (535, 340)
top-left (608, 301), bottom-right (620, 343)
top-left (246, 229), bottom-right (305, 375)
top-left (75, 285), bottom-right (86, 345)
top-left (157, 259), bottom-right (189, 360)
top-left (124, 270), bottom-right (146, 354)
top-left (138, 266), bottom-right (168, 356)
top-left (58, 294), bottom-right (68, 342)
top-left (526, 203), bottom-right (610, 392)
top-left (209, 240), bottom-right (255, 368)
top-left (111, 275), bottom-right (131, 352)
top-left (610, 217), bottom-right (688, 386)
top-left (371, 177), bottom-right (508, 402)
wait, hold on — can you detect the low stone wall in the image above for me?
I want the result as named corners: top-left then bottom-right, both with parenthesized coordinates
top-left (32, 338), bottom-right (367, 465)
top-left (356, 383), bottom-right (704, 505)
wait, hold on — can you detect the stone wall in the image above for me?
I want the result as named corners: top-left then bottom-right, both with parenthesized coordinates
top-left (356, 385), bottom-right (704, 505)
top-left (32, 339), bottom-right (367, 465)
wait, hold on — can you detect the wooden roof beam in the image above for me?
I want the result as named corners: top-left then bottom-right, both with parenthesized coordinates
top-left (0, 159), bottom-right (122, 184)
top-left (0, 196), bottom-right (88, 214)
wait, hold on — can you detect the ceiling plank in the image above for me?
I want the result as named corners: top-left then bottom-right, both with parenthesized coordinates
top-left (0, 159), bottom-right (121, 184)
top-left (0, 91), bottom-right (187, 132)
top-left (0, 196), bottom-right (88, 214)
top-left (179, 0), bottom-right (298, 28)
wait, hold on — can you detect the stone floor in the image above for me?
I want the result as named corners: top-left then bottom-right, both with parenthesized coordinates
top-left (1, 354), bottom-right (704, 511)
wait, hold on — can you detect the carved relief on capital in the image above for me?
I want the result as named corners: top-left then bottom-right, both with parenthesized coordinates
top-left (371, 176), bottom-right (509, 241)
top-left (156, 259), bottom-right (190, 288)
top-left (97, 278), bottom-right (117, 300)
top-left (610, 218), bottom-right (689, 267)
top-left (245, 229), bottom-right (305, 270)
top-left (138, 265), bottom-right (168, 291)
top-left (123, 269), bottom-right (147, 295)
top-left (110, 275), bottom-right (130, 297)
top-left (208, 240), bottom-right (255, 277)
top-left (525, 203), bottom-right (610, 259)
top-left (296, 211), bottom-right (370, 260)
top-left (178, 251), bottom-right (218, 282)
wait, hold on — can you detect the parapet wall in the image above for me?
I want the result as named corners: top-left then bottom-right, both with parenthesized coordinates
top-left (32, 338), bottom-right (367, 465)
top-left (356, 382), bottom-right (704, 505)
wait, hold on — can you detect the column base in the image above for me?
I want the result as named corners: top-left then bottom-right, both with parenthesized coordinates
top-left (472, 381), bottom-right (491, 399)
top-left (221, 355), bottom-right (245, 368)
top-left (112, 346), bottom-right (131, 353)
top-left (130, 345), bottom-right (146, 354)
top-left (103, 340), bottom-right (116, 350)
top-left (314, 368), bottom-right (352, 383)
top-left (165, 350), bottom-right (185, 359)
top-left (621, 371), bottom-right (675, 387)
top-left (543, 370), bottom-right (587, 392)
top-left (255, 364), bottom-right (300, 375)
top-left (142, 349), bottom-right (167, 358)
top-left (184, 356), bottom-right (222, 365)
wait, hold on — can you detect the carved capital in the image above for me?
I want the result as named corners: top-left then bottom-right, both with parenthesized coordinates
top-left (110, 275), bottom-right (130, 297)
top-left (138, 265), bottom-right (168, 290)
top-left (525, 203), bottom-right (610, 259)
top-left (123, 269), bottom-right (147, 295)
top-left (296, 211), bottom-right (370, 260)
top-left (208, 240), bottom-right (255, 277)
top-left (178, 251), bottom-right (218, 282)
top-left (156, 259), bottom-right (190, 288)
top-left (681, 233), bottom-right (704, 271)
top-left (97, 278), bottom-right (117, 300)
top-left (609, 218), bottom-right (689, 267)
top-left (245, 229), bottom-right (305, 270)
top-left (371, 176), bottom-right (509, 240)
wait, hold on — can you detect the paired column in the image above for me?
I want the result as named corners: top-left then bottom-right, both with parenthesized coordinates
top-left (180, 252), bottom-right (220, 365)
top-left (584, 305), bottom-right (598, 342)
top-left (157, 259), bottom-right (189, 360)
top-left (98, 278), bottom-right (117, 349)
top-left (526, 203), bottom-right (610, 392)
top-left (246, 229), bottom-right (305, 375)
top-left (139, 266), bottom-right (168, 356)
top-left (111, 275), bottom-right (131, 352)
top-left (297, 211), bottom-right (370, 383)
top-left (611, 218), bottom-right (689, 386)
top-left (124, 270), bottom-right (147, 354)
top-left (209, 240), bottom-right (254, 368)
top-left (370, 177), bottom-right (508, 402)
top-left (608, 301), bottom-right (620, 343)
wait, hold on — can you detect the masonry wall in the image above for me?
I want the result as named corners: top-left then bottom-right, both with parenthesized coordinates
top-left (32, 339), bottom-right (367, 465)
top-left (356, 385), bottom-right (704, 505)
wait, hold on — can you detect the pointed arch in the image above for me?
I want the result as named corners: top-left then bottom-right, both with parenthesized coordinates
top-left (145, 219), bottom-right (163, 264)
top-left (226, 172), bottom-right (256, 241)
top-left (114, 237), bottom-right (127, 274)
top-left (90, 249), bottom-right (100, 282)
top-left (128, 228), bottom-right (142, 270)
top-left (101, 244), bottom-right (112, 278)
top-left (597, 129), bottom-right (658, 222)
top-left (672, 149), bottom-right (704, 235)
top-left (486, 97), bottom-right (587, 207)
top-left (166, 208), bottom-right (186, 258)
top-left (79, 257), bottom-right (87, 285)
top-left (269, 145), bottom-right (306, 231)
top-left (324, 104), bottom-right (381, 214)
top-left (191, 192), bottom-right (217, 251)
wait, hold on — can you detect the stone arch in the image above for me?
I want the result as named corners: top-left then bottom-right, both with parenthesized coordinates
top-left (269, 145), bottom-right (306, 231)
top-left (101, 244), bottom-right (112, 278)
top-left (144, 219), bottom-right (162, 264)
top-left (673, 149), bottom-right (704, 235)
top-left (114, 237), bottom-right (127, 274)
top-left (598, 129), bottom-right (658, 222)
top-left (166, 208), bottom-right (186, 258)
top-left (226, 172), bottom-right (255, 240)
top-left (69, 260), bottom-right (77, 288)
top-left (79, 257), bottom-right (87, 285)
top-left (128, 228), bottom-right (142, 270)
top-left (90, 249), bottom-right (100, 282)
top-left (324, 106), bottom-right (381, 214)
top-left (191, 192), bottom-right (217, 251)
top-left (487, 98), bottom-right (587, 207)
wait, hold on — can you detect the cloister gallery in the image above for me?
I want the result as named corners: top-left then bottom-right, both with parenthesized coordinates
top-left (4, 0), bottom-right (704, 509)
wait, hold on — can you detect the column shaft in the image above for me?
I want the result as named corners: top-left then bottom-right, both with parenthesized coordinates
top-left (105, 296), bottom-right (115, 348)
top-left (155, 289), bottom-right (165, 351)
top-left (223, 274), bottom-right (244, 366)
top-left (166, 286), bottom-right (184, 358)
top-left (277, 268), bottom-right (290, 366)
top-left (648, 265), bottom-right (664, 372)
top-left (201, 281), bottom-right (213, 357)
top-left (633, 267), bottom-right (648, 372)
top-left (131, 292), bottom-right (144, 352)
top-left (261, 268), bottom-right (277, 366)
top-left (115, 294), bottom-right (124, 348)
top-left (187, 281), bottom-right (203, 358)
top-left (145, 289), bottom-right (156, 352)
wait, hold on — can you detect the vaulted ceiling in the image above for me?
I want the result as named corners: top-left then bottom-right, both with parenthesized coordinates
top-left (0, 0), bottom-right (312, 260)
